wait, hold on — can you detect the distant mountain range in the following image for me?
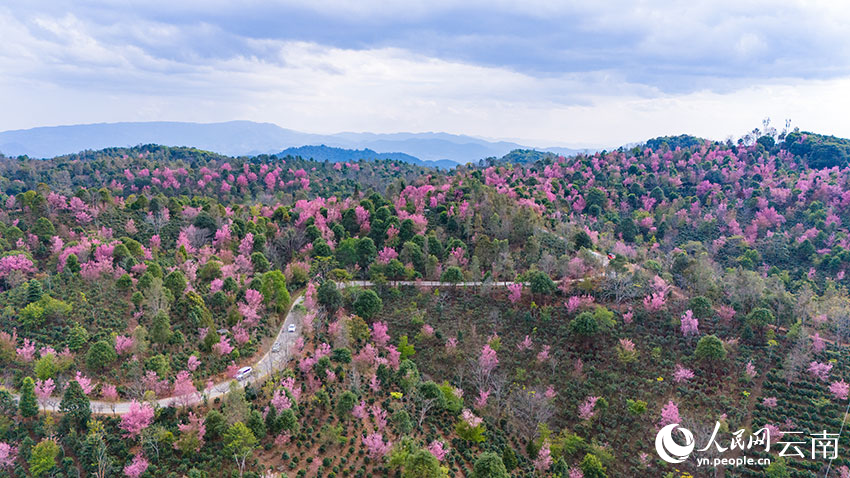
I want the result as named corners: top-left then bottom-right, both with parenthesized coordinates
top-left (0, 121), bottom-right (592, 165)
top-left (278, 145), bottom-right (459, 169)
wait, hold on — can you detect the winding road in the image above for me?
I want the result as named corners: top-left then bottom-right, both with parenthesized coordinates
top-left (12, 279), bottom-right (533, 415)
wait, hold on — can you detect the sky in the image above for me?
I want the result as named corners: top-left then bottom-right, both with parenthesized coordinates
top-left (2, 0), bottom-right (850, 148)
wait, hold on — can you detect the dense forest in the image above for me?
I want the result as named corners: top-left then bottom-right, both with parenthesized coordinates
top-left (2, 128), bottom-right (850, 478)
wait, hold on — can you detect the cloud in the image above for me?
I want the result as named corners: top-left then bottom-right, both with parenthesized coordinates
top-left (0, 1), bottom-right (849, 146)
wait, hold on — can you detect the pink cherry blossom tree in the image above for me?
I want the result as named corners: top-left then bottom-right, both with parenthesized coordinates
top-left (507, 283), bottom-right (522, 304)
top-left (271, 389), bottom-right (292, 413)
top-left (0, 442), bottom-right (18, 469)
top-left (427, 440), bottom-right (448, 461)
top-left (213, 336), bottom-right (234, 356)
top-left (120, 401), bottom-right (154, 437)
top-left (173, 370), bottom-right (199, 408)
top-left (578, 396), bottom-right (600, 420)
top-left (659, 400), bottom-right (681, 427)
top-left (479, 344), bottom-right (499, 377)
top-left (34, 378), bottom-right (55, 409)
top-left (187, 355), bottom-right (201, 372)
top-left (115, 335), bottom-right (134, 355)
top-left (372, 322), bottom-right (390, 348)
top-left (533, 443), bottom-right (552, 472)
top-left (124, 454), bottom-right (149, 478)
top-left (16, 338), bottom-right (35, 362)
top-left (744, 361), bottom-right (757, 380)
top-left (673, 364), bottom-right (695, 383)
top-left (680, 310), bottom-right (699, 337)
top-left (74, 371), bottom-right (94, 395)
top-left (830, 380), bottom-right (849, 401)
top-left (238, 289), bottom-right (264, 325)
top-left (362, 433), bottom-right (392, 460)
top-left (808, 361), bottom-right (833, 382)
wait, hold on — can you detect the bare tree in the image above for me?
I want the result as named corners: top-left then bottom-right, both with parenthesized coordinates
top-left (90, 431), bottom-right (114, 478)
top-left (144, 277), bottom-right (172, 316)
top-left (412, 382), bottom-right (445, 427)
top-left (601, 273), bottom-right (640, 311)
top-left (508, 385), bottom-right (555, 443)
top-left (681, 417), bottom-right (724, 478)
top-left (783, 334), bottom-right (811, 386)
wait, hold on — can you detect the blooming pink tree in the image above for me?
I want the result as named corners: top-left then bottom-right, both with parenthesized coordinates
top-left (643, 292), bottom-right (666, 313)
top-left (517, 335), bottom-right (533, 351)
top-left (830, 380), bottom-right (850, 401)
top-left (102, 383), bottom-right (119, 413)
top-left (187, 355), bottom-right (201, 372)
top-left (0, 254), bottom-right (36, 285)
top-left (271, 389), bottom-right (293, 413)
top-left (427, 440), bottom-right (448, 461)
top-left (808, 361), bottom-right (833, 382)
top-left (16, 338), bottom-right (35, 362)
top-left (744, 361), bottom-right (757, 380)
top-left (479, 344), bottom-right (499, 376)
top-left (717, 305), bottom-right (736, 322)
top-left (475, 389), bottom-right (490, 409)
top-left (659, 400), bottom-right (681, 427)
top-left (34, 378), bottom-right (55, 408)
top-left (120, 401), bottom-right (155, 437)
top-left (115, 335), bottom-right (134, 355)
top-left (213, 336), bottom-right (234, 356)
top-left (507, 283), bottom-right (522, 304)
top-left (376, 247), bottom-right (398, 265)
top-left (304, 282), bottom-right (317, 309)
top-left (578, 396), bottom-right (600, 420)
top-left (363, 433), bottom-right (392, 459)
top-left (673, 364), bottom-right (695, 383)
top-left (124, 454), bottom-right (149, 478)
top-left (173, 370), bottom-right (199, 408)
top-left (74, 371), bottom-right (94, 395)
top-left (680, 310), bottom-right (699, 337)
top-left (372, 322), bottom-right (390, 348)
top-left (537, 345), bottom-right (551, 363)
top-left (176, 412), bottom-right (206, 452)
top-left (0, 442), bottom-right (18, 469)
top-left (370, 404), bottom-right (388, 430)
top-left (533, 443), bottom-right (552, 472)
top-left (238, 289), bottom-right (263, 325)
top-left (353, 400), bottom-right (369, 421)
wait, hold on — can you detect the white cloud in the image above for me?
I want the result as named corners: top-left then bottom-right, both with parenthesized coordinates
top-left (1, 2), bottom-right (850, 148)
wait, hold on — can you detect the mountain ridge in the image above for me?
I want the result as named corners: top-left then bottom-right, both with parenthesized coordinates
top-left (0, 120), bottom-right (591, 164)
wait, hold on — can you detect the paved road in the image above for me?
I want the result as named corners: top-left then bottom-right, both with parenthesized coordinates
top-left (11, 279), bottom-right (543, 414)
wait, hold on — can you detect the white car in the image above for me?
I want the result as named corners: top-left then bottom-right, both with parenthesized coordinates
top-left (271, 342), bottom-right (281, 353)
top-left (287, 324), bottom-right (297, 333)
top-left (235, 366), bottom-right (252, 380)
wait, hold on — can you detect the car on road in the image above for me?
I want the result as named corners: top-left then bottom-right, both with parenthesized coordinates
top-left (287, 324), bottom-right (296, 333)
top-left (235, 366), bottom-right (252, 380)
top-left (271, 342), bottom-right (281, 353)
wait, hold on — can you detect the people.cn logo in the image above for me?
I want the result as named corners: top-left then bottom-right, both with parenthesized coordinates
top-left (655, 424), bottom-right (696, 464)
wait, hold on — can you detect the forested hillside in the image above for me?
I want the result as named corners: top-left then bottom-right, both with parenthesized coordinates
top-left (1, 129), bottom-right (850, 477)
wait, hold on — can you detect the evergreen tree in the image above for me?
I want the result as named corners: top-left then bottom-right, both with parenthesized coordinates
top-left (60, 380), bottom-right (91, 431)
top-left (19, 376), bottom-right (39, 418)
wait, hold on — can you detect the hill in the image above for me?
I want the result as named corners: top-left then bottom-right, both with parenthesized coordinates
top-left (0, 120), bottom-right (590, 164)
top-left (4, 131), bottom-right (850, 477)
top-left (278, 144), bottom-right (458, 169)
